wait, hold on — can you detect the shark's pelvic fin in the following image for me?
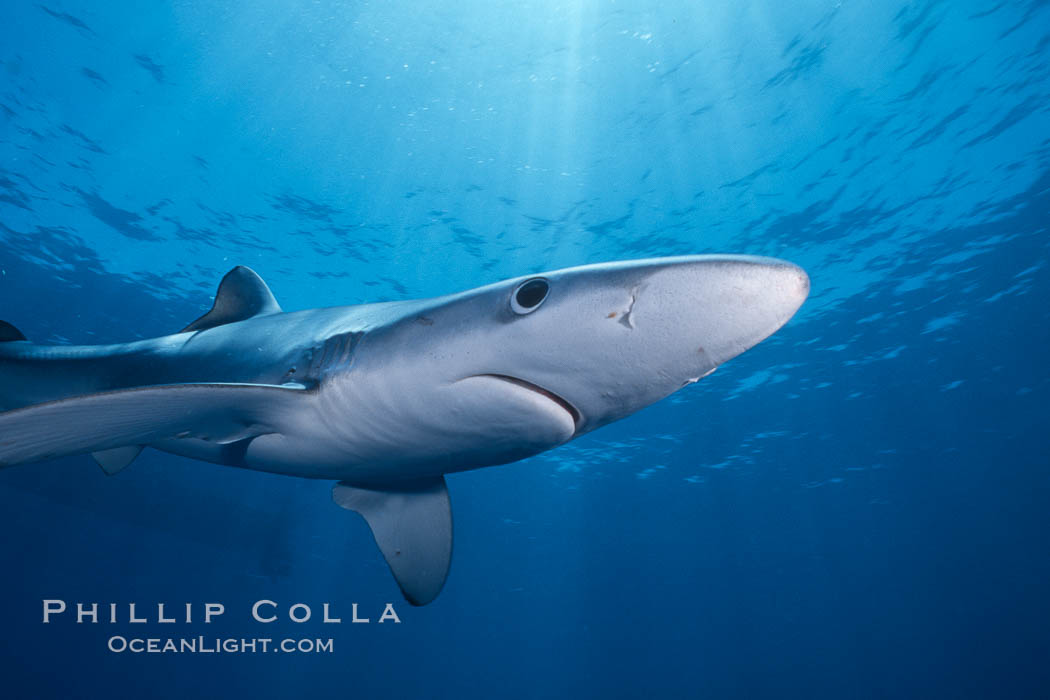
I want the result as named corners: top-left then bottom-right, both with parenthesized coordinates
top-left (92, 446), bottom-right (144, 475)
top-left (333, 477), bottom-right (453, 606)
top-left (181, 266), bottom-right (282, 333)
top-left (0, 320), bottom-right (27, 342)
top-left (0, 383), bottom-right (308, 468)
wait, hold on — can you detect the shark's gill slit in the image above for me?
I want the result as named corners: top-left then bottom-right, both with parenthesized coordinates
top-left (474, 373), bottom-right (581, 429)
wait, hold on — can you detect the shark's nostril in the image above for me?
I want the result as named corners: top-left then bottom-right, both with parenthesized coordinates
top-left (782, 264), bottom-right (810, 299)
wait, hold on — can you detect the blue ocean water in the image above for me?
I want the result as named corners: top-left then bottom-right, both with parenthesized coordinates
top-left (1, 0), bottom-right (1048, 697)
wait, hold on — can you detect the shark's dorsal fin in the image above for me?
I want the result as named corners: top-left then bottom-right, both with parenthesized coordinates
top-left (181, 266), bottom-right (282, 333)
top-left (333, 477), bottom-right (453, 606)
top-left (0, 320), bottom-right (27, 342)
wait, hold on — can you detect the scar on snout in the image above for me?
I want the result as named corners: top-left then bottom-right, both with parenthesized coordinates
top-left (416, 316), bottom-right (434, 326)
top-left (607, 312), bottom-right (617, 318)
top-left (619, 290), bottom-right (638, 329)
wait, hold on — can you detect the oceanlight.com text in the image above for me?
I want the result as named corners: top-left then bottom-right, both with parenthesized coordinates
top-left (107, 636), bottom-right (334, 654)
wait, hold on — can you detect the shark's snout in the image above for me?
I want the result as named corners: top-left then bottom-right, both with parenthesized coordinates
top-left (736, 258), bottom-right (809, 347)
top-left (767, 259), bottom-right (810, 317)
top-left (644, 256), bottom-right (810, 366)
top-left (722, 257), bottom-right (810, 352)
top-left (529, 255), bottom-right (810, 433)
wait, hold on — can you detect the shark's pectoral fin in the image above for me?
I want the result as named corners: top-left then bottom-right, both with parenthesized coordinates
top-left (92, 445), bottom-right (144, 475)
top-left (0, 383), bottom-right (309, 468)
top-left (333, 477), bottom-right (453, 606)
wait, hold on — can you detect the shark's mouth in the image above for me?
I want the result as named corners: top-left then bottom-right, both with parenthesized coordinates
top-left (474, 374), bottom-right (581, 432)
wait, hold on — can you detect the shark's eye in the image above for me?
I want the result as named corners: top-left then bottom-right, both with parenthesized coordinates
top-left (511, 278), bottom-right (549, 314)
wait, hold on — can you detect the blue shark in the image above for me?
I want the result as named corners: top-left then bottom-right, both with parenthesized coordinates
top-left (0, 255), bottom-right (808, 604)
